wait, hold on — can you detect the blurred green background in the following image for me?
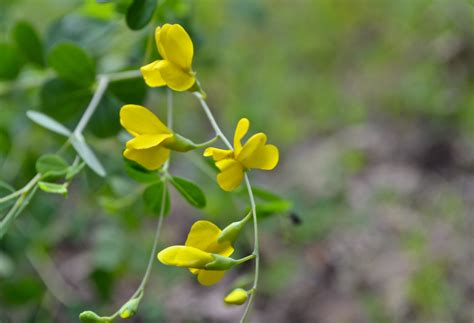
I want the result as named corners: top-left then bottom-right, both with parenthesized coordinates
top-left (1, 0), bottom-right (474, 322)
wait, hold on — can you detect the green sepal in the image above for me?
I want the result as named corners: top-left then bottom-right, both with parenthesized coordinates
top-left (163, 133), bottom-right (198, 152)
top-left (217, 212), bottom-right (252, 244)
top-left (204, 254), bottom-right (239, 271)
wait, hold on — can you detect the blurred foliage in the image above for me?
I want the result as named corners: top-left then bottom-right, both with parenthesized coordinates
top-left (1, 0), bottom-right (474, 322)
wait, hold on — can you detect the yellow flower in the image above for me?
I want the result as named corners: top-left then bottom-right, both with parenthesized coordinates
top-left (158, 220), bottom-right (234, 286)
top-left (204, 118), bottom-right (279, 191)
top-left (120, 104), bottom-right (174, 170)
top-left (140, 24), bottom-right (195, 91)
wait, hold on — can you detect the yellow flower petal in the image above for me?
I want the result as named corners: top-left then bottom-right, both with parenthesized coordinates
top-left (237, 133), bottom-right (266, 164)
top-left (233, 118), bottom-right (249, 155)
top-left (216, 159), bottom-right (245, 191)
top-left (140, 60), bottom-right (166, 88)
top-left (155, 24), bottom-right (171, 60)
top-left (157, 245), bottom-right (213, 268)
top-left (123, 146), bottom-right (170, 170)
top-left (159, 24), bottom-right (193, 70)
top-left (241, 144), bottom-right (279, 170)
top-left (126, 133), bottom-right (173, 150)
top-left (120, 104), bottom-right (171, 136)
top-left (157, 60), bottom-right (195, 91)
top-left (185, 221), bottom-right (234, 256)
top-left (203, 147), bottom-right (233, 161)
top-left (197, 270), bottom-right (226, 286)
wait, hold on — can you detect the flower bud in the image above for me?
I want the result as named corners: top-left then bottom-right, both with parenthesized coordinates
top-left (119, 297), bottom-right (140, 319)
top-left (217, 212), bottom-right (251, 244)
top-left (224, 288), bottom-right (249, 305)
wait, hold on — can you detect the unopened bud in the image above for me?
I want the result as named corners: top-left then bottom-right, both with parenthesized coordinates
top-left (224, 288), bottom-right (249, 305)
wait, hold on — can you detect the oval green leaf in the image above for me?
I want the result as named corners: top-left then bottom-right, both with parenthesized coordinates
top-left (170, 176), bottom-right (206, 209)
top-left (143, 181), bottom-right (170, 216)
top-left (12, 21), bottom-right (45, 67)
top-left (126, 0), bottom-right (157, 30)
top-left (36, 154), bottom-right (69, 179)
top-left (47, 42), bottom-right (95, 86)
top-left (0, 43), bottom-right (23, 80)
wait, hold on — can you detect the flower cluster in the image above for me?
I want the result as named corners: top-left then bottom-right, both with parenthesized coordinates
top-left (118, 23), bottom-right (280, 315)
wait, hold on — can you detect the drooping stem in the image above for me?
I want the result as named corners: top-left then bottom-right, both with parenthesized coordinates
top-left (240, 174), bottom-right (259, 323)
top-left (133, 177), bottom-right (167, 297)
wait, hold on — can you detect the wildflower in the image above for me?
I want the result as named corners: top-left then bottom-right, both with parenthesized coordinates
top-left (141, 24), bottom-right (196, 91)
top-left (224, 288), bottom-right (249, 305)
top-left (120, 104), bottom-right (197, 170)
top-left (158, 220), bottom-right (235, 285)
top-left (204, 118), bottom-right (279, 191)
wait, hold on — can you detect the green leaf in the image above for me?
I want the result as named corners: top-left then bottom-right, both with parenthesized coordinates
top-left (40, 78), bottom-right (92, 123)
top-left (36, 154), bottom-right (69, 179)
top-left (66, 162), bottom-right (86, 181)
top-left (26, 110), bottom-right (72, 137)
top-left (124, 159), bottom-right (159, 183)
top-left (89, 92), bottom-right (122, 138)
top-left (126, 0), bottom-right (157, 30)
top-left (0, 42), bottom-right (23, 80)
top-left (38, 181), bottom-right (68, 196)
top-left (71, 136), bottom-right (106, 177)
top-left (170, 176), bottom-right (206, 208)
top-left (47, 42), bottom-right (95, 86)
top-left (12, 21), bottom-right (45, 67)
top-left (0, 181), bottom-right (15, 212)
top-left (108, 77), bottom-right (147, 104)
top-left (143, 181), bottom-right (170, 216)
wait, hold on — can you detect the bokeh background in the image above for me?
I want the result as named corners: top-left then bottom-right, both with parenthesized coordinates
top-left (1, 0), bottom-right (474, 322)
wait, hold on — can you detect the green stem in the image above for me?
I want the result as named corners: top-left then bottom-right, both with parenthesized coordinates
top-left (240, 174), bottom-right (259, 323)
top-left (236, 253), bottom-right (256, 265)
top-left (193, 135), bottom-right (220, 149)
top-left (193, 92), bottom-right (233, 149)
top-left (0, 173), bottom-right (41, 206)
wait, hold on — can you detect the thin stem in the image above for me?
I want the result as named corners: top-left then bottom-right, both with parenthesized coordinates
top-left (133, 179), bottom-right (167, 297)
top-left (236, 253), bottom-right (256, 264)
top-left (73, 75), bottom-right (109, 136)
top-left (0, 174), bottom-right (41, 206)
top-left (193, 92), bottom-right (233, 149)
top-left (240, 174), bottom-right (259, 323)
top-left (193, 135), bottom-right (220, 149)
